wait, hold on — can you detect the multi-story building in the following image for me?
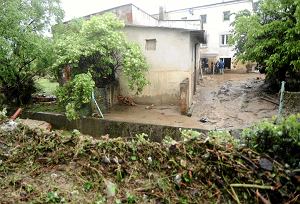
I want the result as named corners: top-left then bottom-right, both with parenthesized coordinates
top-left (154, 0), bottom-right (254, 70)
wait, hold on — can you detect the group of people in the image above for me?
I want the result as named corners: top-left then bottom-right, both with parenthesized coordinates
top-left (215, 59), bottom-right (225, 74)
top-left (202, 58), bottom-right (225, 74)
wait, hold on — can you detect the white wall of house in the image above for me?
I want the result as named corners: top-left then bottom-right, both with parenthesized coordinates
top-left (131, 5), bottom-right (158, 26)
top-left (163, 0), bottom-right (253, 67)
top-left (121, 26), bottom-right (195, 105)
top-left (131, 4), bottom-right (201, 30)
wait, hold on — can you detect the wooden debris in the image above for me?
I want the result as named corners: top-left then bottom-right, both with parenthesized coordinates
top-left (117, 95), bottom-right (136, 106)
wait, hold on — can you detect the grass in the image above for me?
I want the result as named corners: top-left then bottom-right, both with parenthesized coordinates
top-left (26, 103), bottom-right (64, 113)
top-left (35, 78), bottom-right (59, 95)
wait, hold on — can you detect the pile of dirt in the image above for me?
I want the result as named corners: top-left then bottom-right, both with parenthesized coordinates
top-left (0, 120), bottom-right (298, 203)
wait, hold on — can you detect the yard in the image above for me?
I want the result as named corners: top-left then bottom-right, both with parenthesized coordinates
top-left (105, 72), bottom-right (278, 130)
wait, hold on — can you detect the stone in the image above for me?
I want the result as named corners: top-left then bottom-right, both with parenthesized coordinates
top-left (259, 158), bottom-right (273, 171)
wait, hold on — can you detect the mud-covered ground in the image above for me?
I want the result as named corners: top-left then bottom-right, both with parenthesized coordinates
top-left (106, 72), bottom-right (278, 130)
top-left (192, 72), bottom-right (278, 129)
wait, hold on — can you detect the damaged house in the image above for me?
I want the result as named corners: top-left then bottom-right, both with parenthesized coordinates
top-left (81, 4), bottom-right (206, 114)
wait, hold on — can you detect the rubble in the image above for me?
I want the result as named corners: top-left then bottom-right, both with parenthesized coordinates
top-left (0, 122), bottom-right (298, 203)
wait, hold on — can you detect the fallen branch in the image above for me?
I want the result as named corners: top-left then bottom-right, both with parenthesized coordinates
top-left (256, 190), bottom-right (271, 204)
top-left (260, 97), bottom-right (279, 105)
top-left (230, 186), bottom-right (241, 204)
top-left (230, 184), bottom-right (274, 190)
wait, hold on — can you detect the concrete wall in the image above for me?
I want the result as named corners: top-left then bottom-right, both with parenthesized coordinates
top-left (22, 112), bottom-right (209, 142)
top-left (131, 5), bottom-right (158, 26)
top-left (86, 4), bottom-right (134, 24)
top-left (164, 0), bottom-right (253, 68)
top-left (159, 20), bottom-right (201, 30)
top-left (105, 4), bottom-right (201, 30)
top-left (121, 26), bottom-right (194, 105)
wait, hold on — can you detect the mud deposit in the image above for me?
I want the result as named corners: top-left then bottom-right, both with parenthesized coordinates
top-left (193, 73), bottom-right (278, 129)
top-left (106, 73), bottom-right (278, 130)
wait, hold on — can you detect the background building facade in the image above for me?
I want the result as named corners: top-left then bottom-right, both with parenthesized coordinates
top-left (155, 0), bottom-right (254, 70)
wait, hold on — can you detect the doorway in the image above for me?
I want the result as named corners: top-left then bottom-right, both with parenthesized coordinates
top-left (221, 58), bottom-right (231, 69)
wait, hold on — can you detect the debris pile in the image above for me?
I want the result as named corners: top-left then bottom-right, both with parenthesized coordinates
top-left (117, 95), bottom-right (136, 106)
top-left (0, 120), bottom-right (298, 203)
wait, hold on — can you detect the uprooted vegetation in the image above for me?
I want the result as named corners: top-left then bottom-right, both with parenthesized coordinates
top-left (0, 114), bottom-right (299, 203)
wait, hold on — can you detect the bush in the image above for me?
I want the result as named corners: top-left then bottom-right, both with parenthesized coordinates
top-left (242, 114), bottom-right (300, 168)
top-left (56, 73), bottom-right (95, 120)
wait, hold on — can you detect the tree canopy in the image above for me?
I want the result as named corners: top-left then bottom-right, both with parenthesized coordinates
top-left (231, 0), bottom-right (300, 90)
top-left (53, 13), bottom-right (149, 94)
top-left (0, 0), bottom-right (64, 104)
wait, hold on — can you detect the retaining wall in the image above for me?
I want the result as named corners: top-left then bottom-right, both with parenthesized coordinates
top-left (22, 112), bottom-right (209, 142)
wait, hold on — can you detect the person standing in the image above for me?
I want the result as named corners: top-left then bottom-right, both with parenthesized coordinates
top-left (219, 59), bottom-right (225, 74)
top-left (214, 60), bottom-right (219, 75)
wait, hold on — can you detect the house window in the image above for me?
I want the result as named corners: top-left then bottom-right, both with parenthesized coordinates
top-left (223, 11), bottom-right (230, 21)
top-left (200, 14), bottom-right (207, 23)
top-left (181, 17), bottom-right (187, 20)
top-left (200, 33), bottom-right (208, 48)
top-left (220, 34), bottom-right (231, 46)
top-left (145, 39), bottom-right (156, 50)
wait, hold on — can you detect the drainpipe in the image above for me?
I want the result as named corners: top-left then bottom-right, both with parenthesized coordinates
top-left (194, 42), bottom-right (199, 95)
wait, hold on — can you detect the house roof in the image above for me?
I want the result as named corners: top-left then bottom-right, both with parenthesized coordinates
top-left (64, 3), bottom-right (202, 26)
top-left (125, 24), bottom-right (203, 32)
top-left (65, 3), bottom-right (158, 23)
top-left (153, 0), bottom-right (252, 15)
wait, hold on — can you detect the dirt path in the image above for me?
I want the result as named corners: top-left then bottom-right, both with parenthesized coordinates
top-left (105, 72), bottom-right (278, 130)
top-left (192, 72), bottom-right (278, 129)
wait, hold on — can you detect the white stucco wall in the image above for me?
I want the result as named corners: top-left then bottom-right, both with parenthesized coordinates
top-left (164, 0), bottom-right (253, 60)
top-left (131, 5), bottom-right (201, 31)
top-left (121, 26), bottom-right (195, 105)
top-left (131, 5), bottom-right (158, 26)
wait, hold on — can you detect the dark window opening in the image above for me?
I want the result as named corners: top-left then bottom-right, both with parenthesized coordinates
top-left (223, 11), bottom-right (230, 21)
top-left (220, 34), bottom-right (231, 46)
top-left (145, 39), bottom-right (156, 50)
top-left (220, 58), bottom-right (232, 69)
top-left (200, 14), bottom-right (207, 23)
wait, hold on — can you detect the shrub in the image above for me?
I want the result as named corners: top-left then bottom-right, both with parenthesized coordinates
top-left (56, 73), bottom-right (95, 120)
top-left (242, 114), bottom-right (300, 168)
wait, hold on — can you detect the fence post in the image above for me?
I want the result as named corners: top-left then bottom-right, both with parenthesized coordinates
top-left (276, 81), bottom-right (285, 123)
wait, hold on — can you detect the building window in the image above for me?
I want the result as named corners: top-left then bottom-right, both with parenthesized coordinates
top-left (200, 33), bottom-right (208, 48)
top-left (200, 14), bottom-right (207, 23)
top-left (181, 17), bottom-right (187, 20)
top-left (220, 34), bottom-right (231, 46)
top-left (145, 39), bottom-right (156, 50)
top-left (223, 11), bottom-right (230, 21)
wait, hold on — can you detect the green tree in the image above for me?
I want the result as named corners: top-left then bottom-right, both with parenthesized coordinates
top-left (56, 72), bottom-right (95, 120)
top-left (0, 0), bottom-right (64, 105)
top-left (52, 13), bottom-right (149, 94)
top-left (231, 0), bottom-right (300, 90)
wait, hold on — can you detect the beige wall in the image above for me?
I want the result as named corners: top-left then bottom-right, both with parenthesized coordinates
top-left (121, 26), bottom-right (195, 105)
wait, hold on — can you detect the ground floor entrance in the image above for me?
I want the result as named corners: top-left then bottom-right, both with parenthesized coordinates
top-left (221, 58), bottom-right (231, 69)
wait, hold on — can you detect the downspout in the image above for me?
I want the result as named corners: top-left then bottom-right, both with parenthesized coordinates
top-left (194, 42), bottom-right (199, 95)
top-left (187, 42), bottom-right (198, 117)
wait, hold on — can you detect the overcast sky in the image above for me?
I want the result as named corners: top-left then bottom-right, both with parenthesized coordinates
top-left (61, 0), bottom-right (223, 21)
